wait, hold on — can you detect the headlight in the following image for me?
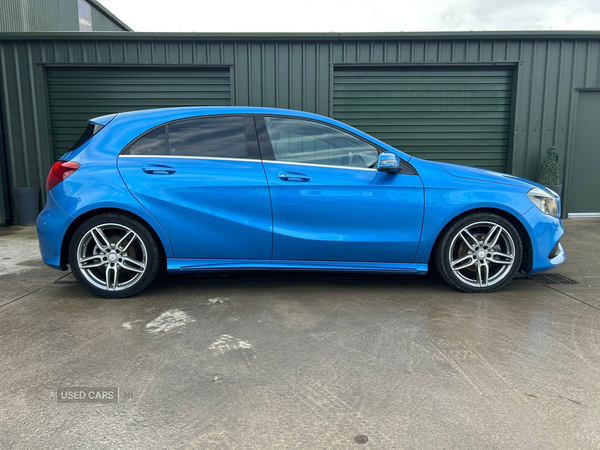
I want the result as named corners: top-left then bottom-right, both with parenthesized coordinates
top-left (527, 187), bottom-right (558, 216)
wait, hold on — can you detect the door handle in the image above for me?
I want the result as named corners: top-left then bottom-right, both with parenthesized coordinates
top-left (277, 171), bottom-right (311, 182)
top-left (142, 164), bottom-right (176, 175)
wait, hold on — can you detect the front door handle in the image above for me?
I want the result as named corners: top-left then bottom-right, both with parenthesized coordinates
top-left (277, 171), bottom-right (311, 182)
top-left (142, 164), bottom-right (176, 175)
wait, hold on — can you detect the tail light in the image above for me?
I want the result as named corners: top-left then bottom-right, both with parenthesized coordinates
top-left (46, 161), bottom-right (81, 191)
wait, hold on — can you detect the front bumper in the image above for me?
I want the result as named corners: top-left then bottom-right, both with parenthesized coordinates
top-left (548, 242), bottom-right (566, 267)
top-left (36, 191), bottom-right (74, 270)
top-left (520, 206), bottom-right (566, 274)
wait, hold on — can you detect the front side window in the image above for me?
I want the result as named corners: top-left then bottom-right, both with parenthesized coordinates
top-left (126, 116), bottom-right (247, 159)
top-left (263, 117), bottom-right (379, 169)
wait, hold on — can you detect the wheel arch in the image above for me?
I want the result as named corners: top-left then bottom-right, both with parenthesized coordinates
top-left (60, 208), bottom-right (168, 270)
top-left (428, 207), bottom-right (533, 273)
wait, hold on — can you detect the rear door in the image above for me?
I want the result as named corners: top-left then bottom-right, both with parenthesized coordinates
top-left (118, 115), bottom-right (273, 259)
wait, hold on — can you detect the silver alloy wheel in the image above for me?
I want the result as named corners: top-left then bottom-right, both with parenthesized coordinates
top-left (76, 223), bottom-right (147, 291)
top-left (448, 221), bottom-right (516, 288)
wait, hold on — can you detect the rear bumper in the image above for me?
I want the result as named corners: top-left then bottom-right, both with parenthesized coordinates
top-left (36, 191), bottom-right (74, 270)
top-left (520, 206), bottom-right (566, 274)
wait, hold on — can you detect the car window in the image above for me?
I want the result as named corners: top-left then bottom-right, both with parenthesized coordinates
top-left (264, 117), bottom-right (379, 168)
top-left (68, 122), bottom-right (105, 152)
top-left (128, 126), bottom-right (167, 155)
top-left (168, 116), bottom-right (247, 158)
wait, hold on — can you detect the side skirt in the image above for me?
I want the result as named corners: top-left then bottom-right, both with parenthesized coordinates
top-left (166, 258), bottom-right (428, 274)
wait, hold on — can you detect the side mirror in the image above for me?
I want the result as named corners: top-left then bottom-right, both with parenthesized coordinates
top-left (377, 152), bottom-right (401, 173)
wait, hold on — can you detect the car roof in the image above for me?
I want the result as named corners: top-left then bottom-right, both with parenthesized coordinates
top-left (89, 106), bottom-right (411, 161)
top-left (101, 106), bottom-right (329, 123)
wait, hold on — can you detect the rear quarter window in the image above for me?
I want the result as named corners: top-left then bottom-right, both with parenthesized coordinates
top-left (68, 123), bottom-right (105, 152)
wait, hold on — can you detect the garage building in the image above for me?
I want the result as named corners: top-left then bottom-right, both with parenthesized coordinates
top-left (1, 30), bottom-right (599, 222)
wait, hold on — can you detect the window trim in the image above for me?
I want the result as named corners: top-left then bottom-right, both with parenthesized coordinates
top-left (262, 159), bottom-right (379, 172)
top-left (254, 115), bottom-right (417, 174)
top-left (119, 155), bottom-right (262, 163)
top-left (120, 114), bottom-right (256, 160)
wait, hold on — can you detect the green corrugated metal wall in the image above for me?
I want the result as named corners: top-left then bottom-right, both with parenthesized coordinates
top-left (89, 3), bottom-right (129, 32)
top-left (0, 0), bottom-right (128, 32)
top-left (0, 0), bottom-right (77, 32)
top-left (47, 67), bottom-right (231, 159)
top-left (333, 66), bottom-right (514, 172)
top-left (0, 33), bottom-right (599, 221)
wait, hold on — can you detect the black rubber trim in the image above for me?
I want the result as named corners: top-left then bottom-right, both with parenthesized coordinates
top-left (548, 240), bottom-right (561, 259)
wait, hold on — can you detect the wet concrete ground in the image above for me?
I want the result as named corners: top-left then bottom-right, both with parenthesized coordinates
top-left (0, 219), bottom-right (599, 449)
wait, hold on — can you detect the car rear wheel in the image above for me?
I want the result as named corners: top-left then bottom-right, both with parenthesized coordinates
top-left (435, 213), bottom-right (523, 293)
top-left (69, 213), bottom-right (160, 298)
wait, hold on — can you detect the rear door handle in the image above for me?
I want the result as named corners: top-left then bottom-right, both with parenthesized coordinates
top-left (142, 164), bottom-right (176, 175)
top-left (277, 171), bottom-right (311, 182)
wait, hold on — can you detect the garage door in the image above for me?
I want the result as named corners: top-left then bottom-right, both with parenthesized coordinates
top-left (333, 66), bottom-right (514, 172)
top-left (46, 67), bottom-right (231, 160)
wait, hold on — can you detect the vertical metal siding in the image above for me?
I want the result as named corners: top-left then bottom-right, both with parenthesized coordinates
top-left (89, 5), bottom-right (125, 32)
top-left (0, 0), bottom-right (127, 32)
top-left (0, 0), bottom-right (78, 32)
top-left (0, 36), bottom-right (599, 222)
top-left (0, 0), bottom-right (26, 32)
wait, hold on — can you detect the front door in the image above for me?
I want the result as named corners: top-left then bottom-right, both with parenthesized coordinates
top-left (256, 115), bottom-right (424, 263)
top-left (118, 115), bottom-right (272, 259)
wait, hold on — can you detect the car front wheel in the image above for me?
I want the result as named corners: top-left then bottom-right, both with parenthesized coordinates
top-left (69, 213), bottom-right (160, 298)
top-left (435, 213), bottom-right (523, 293)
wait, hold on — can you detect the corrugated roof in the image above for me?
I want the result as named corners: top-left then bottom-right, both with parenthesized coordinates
top-left (1, 30), bottom-right (600, 41)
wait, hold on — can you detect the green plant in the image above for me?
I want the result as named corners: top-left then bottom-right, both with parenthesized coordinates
top-left (539, 146), bottom-right (560, 185)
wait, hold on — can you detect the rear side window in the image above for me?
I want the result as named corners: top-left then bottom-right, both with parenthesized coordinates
top-left (68, 123), bottom-right (104, 152)
top-left (125, 116), bottom-right (247, 159)
top-left (169, 116), bottom-right (246, 158)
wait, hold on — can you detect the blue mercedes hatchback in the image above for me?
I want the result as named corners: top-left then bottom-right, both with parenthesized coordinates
top-left (37, 107), bottom-right (565, 298)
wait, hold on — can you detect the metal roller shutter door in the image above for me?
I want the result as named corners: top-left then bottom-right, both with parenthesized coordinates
top-left (46, 67), bottom-right (231, 160)
top-left (333, 66), bottom-right (514, 172)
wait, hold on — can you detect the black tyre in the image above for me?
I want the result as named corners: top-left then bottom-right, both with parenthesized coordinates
top-left (69, 213), bottom-right (161, 298)
top-left (435, 212), bottom-right (523, 293)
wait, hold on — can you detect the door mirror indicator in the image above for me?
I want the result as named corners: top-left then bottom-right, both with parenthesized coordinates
top-left (377, 153), bottom-right (401, 173)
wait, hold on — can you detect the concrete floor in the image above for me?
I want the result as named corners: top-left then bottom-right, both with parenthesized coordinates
top-left (0, 219), bottom-right (599, 449)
